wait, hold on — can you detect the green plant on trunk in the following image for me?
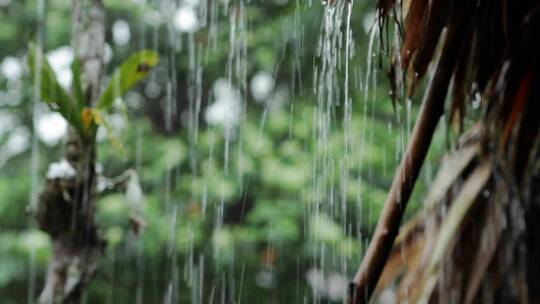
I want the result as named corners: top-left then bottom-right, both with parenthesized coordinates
top-left (28, 42), bottom-right (159, 146)
top-left (28, 42), bottom-right (158, 303)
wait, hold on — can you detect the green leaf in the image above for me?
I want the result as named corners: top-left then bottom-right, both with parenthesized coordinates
top-left (71, 58), bottom-right (84, 109)
top-left (27, 43), bottom-right (81, 130)
top-left (97, 50), bottom-right (159, 110)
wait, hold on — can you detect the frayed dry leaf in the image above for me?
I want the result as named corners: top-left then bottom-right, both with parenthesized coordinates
top-left (411, 0), bottom-right (449, 78)
top-left (401, 0), bottom-right (428, 69)
top-left (463, 185), bottom-right (505, 303)
top-left (375, 215), bottom-right (425, 294)
top-left (414, 161), bottom-right (491, 302)
top-left (424, 144), bottom-right (479, 210)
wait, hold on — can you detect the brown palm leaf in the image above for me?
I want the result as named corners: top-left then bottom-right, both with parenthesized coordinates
top-left (350, 1), bottom-right (540, 303)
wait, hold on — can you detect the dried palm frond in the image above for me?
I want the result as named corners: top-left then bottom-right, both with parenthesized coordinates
top-left (350, 0), bottom-right (540, 303)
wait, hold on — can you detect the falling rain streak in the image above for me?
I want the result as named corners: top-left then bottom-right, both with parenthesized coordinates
top-left (3, 0), bottom-right (418, 302)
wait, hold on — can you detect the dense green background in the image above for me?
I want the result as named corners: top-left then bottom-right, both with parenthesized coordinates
top-left (0, 0), bottom-right (447, 302)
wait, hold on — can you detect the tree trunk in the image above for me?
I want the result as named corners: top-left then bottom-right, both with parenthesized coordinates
top-left (37, 1), bottom-right (105, 303)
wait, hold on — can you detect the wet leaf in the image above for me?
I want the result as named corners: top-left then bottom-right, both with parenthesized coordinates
top-left (27, 43), bottom-right (81, 130)
top-left (412, 0), bottom-right (451, 79)
top-left (97, 50), bottom-right (159, 110)
top-left (401, 0), bottom-right (429, 69)
top-left (70, 59), bottom-right (84, 108)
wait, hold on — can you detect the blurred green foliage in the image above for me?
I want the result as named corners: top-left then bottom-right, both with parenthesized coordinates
top-left (0, 0), bottom-right (448, 302)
